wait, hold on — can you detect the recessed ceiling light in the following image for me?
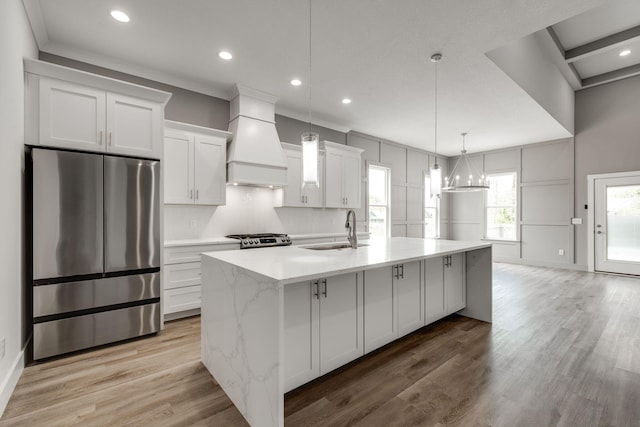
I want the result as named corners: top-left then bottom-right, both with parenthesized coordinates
top-left (341, 98), bottom-right (352, 104)
top-left (218, 51), bottom-right (233, 60)
top-left (619, 49), bottom-right (631, 57)
top-left (290, 79), bottom-right (302, 86)
top-left (110, 10), bottom-right (130, 23)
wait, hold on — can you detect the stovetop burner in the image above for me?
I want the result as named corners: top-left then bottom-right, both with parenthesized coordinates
top-left (226, 233), bottom-right (292, 249)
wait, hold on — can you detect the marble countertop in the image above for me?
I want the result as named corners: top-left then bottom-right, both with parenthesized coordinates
top-left (203, 237), bottom-right (491, 285)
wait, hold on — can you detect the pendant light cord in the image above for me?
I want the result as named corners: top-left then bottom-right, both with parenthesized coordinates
top-left (308, 0), bottom-right (312, 134)
top-left (434, 57), bottom-right (438, 159)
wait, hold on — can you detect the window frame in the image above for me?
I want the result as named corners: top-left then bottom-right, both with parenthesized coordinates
top-left (368, 163), bottom-right (391, 238)
top-left (484, 171), bottom-right (518, 242)
top-left (423, 171), bottom-right (440, 239)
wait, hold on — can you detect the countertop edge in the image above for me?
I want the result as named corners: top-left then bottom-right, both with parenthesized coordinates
top-left (202, 239), bottom-right (492, 284)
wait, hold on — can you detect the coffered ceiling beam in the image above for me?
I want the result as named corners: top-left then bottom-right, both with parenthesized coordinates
top-left (581, 62), bottom-right (640, 89)
top-left (565, 25), bottom-right (640, 63)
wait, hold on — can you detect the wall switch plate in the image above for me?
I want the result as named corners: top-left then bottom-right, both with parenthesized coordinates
top-left (0, 337), bottom-right (5, 360)
top-left (558, 249), bottom-right (565, 256)
top-left (571, 218), bottom-right (583, 225)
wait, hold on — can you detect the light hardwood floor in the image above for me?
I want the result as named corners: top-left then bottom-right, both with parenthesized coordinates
top-left (2, 263), bottom-right (640, 426)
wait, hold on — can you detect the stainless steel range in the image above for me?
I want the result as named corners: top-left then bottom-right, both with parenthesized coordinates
top-left (226, 233), bottom-right (292, 249)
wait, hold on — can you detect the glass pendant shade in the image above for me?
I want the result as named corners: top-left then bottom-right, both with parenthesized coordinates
top-left (430, 163), bottom-right (442, 198)
top-left (301, 131), bottom-right (319, 187)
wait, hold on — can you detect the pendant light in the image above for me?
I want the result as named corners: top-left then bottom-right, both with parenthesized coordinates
top-left (429, 53), bottom-right (442, 198)
top-left (443, 132), bottom-right (489, 192)
top-left (301, 0), bottom-right (319, 188)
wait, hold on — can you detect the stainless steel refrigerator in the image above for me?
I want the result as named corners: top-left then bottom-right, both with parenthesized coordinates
top-left (29, 147), bottom-right (161, 360)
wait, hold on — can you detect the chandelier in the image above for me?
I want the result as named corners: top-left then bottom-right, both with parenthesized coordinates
top-left (442, 132), bottom-right (489, 192)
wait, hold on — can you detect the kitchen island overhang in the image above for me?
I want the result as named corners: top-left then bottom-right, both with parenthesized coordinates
top-left (201, 237), bottom-right (492, 427)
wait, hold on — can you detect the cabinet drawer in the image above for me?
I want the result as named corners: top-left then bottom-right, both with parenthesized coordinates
top-left (164, 262), bottom-right (201, 290)
top-left (164, 286), bottom-right (201, 314)
top-left (164, 244), bottom-right (222, 264)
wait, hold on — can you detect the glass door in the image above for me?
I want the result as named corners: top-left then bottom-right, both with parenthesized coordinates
top-left (594, 176), bottom-right (640, 275)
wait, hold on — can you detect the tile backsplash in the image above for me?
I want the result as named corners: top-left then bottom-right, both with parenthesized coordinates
top-left (164, 186), bottom-right (348, 240)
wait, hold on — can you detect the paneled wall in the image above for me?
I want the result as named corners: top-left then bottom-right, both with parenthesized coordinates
top-left (449, 138), bottom-right (575, 268)
top-left (347, 131), bottom-right (449, 239)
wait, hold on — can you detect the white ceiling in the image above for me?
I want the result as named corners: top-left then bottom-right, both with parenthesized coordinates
top-left (23, 0), bottom-right (609, 156)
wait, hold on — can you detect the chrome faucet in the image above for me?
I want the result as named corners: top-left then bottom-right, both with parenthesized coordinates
top-left (345, 209), bottom-right (358, 249)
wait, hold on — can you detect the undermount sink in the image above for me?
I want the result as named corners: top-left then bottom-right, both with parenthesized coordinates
top-left (303, 243), bottom-right (369, 251)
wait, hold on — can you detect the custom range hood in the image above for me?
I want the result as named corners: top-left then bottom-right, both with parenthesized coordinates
top-left (227, 84), bottom-right (287, 187)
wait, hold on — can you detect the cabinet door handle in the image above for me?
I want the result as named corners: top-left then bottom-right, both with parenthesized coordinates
top-left (190, 189), bottom-right (194, 199)
top-left (322, 278), bottom-right (328, 298)
top-left (393, 265), bottom-right (398, 279)
top-left (301, 195), bottom-right (305, 203)
top-left (98, 131), bottom-right (103, 145)
top-left (313, 280), bottom-right (319, 299)
top-left (196, 189), bottom-right (199, 200)
top-left (108, 132), bottom-right (112, 146)
top-left (399, 264), bottom-right (404, 279)
top-left (306, 195), bottom-right (308, 203)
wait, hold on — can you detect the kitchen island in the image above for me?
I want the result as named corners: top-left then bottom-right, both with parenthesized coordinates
top-left (201, 237), bottom-right (492, 427)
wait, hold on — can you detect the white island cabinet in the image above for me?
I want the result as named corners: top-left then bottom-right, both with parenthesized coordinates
top-left (201, 237), bottom-right (492, 427)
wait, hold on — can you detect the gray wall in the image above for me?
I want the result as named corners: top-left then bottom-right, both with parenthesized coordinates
top-left (347, 131), bottom-right (449, 239)
top-left (275, 115), bottom-right (346, 145)
top-left (574, 74), bottom-right (640, 268)
top-left (449, 138), bottom-right (575, 268)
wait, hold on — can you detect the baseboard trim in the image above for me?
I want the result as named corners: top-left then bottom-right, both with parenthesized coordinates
top-left (0, 347), bottom-right (25, 418)
top-left (494, 257), bottom-right (588, 271)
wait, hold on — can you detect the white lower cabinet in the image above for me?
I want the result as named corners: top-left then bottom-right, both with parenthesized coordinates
top-left (364, 266), bottom-right (398, 353)
top-left (424, 253), bottom-right (466, 324)
top-left (424, 257), bottom-right (446, 324)
top-left (397, 261), bottom-right (424, 335)
top-left (445, 253), bottom-right (466, 313)
top-left (364, 261), bottom-right (422, 353)
top-left (163, 243), bottom-right (236, 320)
top-left (284, 252), bottom-right (467, 392)
top-left (283, 272), bottom-right (364, 392)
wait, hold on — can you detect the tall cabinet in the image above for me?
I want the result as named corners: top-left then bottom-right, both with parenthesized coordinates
top-left (164, 120), bottom-right (231, 206)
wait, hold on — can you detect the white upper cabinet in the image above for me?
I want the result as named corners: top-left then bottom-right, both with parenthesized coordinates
top-left (106, 93), bottom-right (162, 157)
top-left (274, 143), bottom-right (324, 208)
top-left (323, 141), bottom-right (363, 209)
top-left (164, 121), bottom-right (230, 206)
top-left (37, 78), bottom-right (106, 151)
top-left (24, 59), bottom-right (171, 159)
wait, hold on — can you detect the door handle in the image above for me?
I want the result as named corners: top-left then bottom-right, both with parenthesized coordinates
top-left (322, 278), bottom-right (328, 298)
top-left (190, 189), bottom-right (193, 199)
top-left (196, 189), bottom-right (199, 200)
top-left (393, 265), bottom-right (398, 279)
top-left (312, 280), bottom-right (319, 299)
top-left (108, 132), bottom-right (112, 146)
top-left (98, 131), bottom-right (103, 145)
top-left (596, 231), bottom-right (604, 234)
top-left (399, 264), bottom-right (404, 279)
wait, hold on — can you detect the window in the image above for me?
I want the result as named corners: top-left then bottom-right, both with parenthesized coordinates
top-left (368, 165), bottom-right (390, 238)
top-left (485, 172), bottom-right (517, 240)
top-left (424, 175), bottom-right (440, 238)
